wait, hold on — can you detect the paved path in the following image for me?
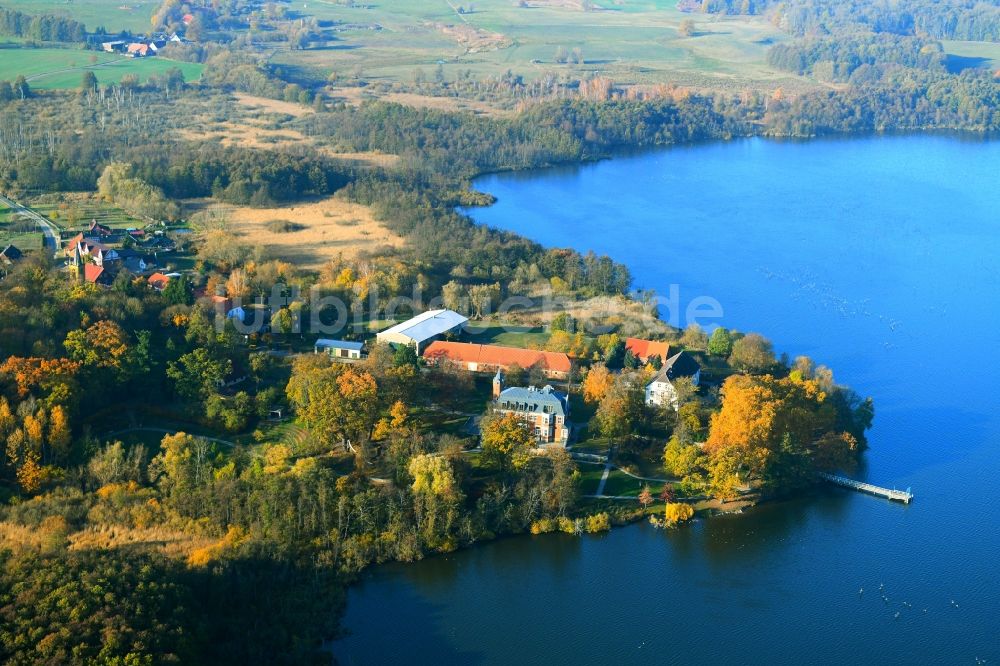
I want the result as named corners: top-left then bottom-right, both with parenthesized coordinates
top-left (594, 458), bottom-right (613, 496)
top-left (103, 427), bottom-right (237, 448)
top-left (0, 193), bottom-right (59, 252)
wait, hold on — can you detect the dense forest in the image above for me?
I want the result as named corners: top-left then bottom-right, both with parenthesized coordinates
top-left (694, 0), bottom-right (1000, 41)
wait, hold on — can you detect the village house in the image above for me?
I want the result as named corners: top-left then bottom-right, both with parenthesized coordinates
top-left (493, 372), bottom-right (571, 445)
top-left (1, 244), bottom-right (22, 268)
top-left (83, 263), bottom-right (113, 286)
top-left (147, 272), bottom-right (174, 291)
top-left (65, 233), bottom-right (119, 267)
top-left (127, 43), bottom-right (152, 57)
top-left (88, 219), bottom-right (113, 237)
top-left (376, 309), bottom-right (468, 354)
top-left (315, 339), bottom-right (365, 360)
top-left (422, 341), bottom-right (572, 380)
top-left (625, 337), bottom-right (672, 364)
top-left (644, 350), bottom-right (702, 410)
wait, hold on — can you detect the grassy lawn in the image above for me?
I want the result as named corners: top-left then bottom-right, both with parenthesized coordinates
top-left (575, 463), bottom-right (606, 495)
top-left (4, 0), bottom-right (157, 34)
top-left (273, 0), bottom-right (804, 94)
top-left (0, 47), bottom-right (204, 90)
top-left (462, 322), bottom-right (550, 348)
top-left (0, 205), bottom-right (45, 250)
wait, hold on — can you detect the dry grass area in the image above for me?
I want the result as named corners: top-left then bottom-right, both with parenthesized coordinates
top-left (383, 91), bottom-right (510, 116)
top-left (216, 195), bottom-right (405, 268)
top-left (0, 520), bottom-right (48, 551)
top-left (507, 294), bottom-right (674, 339)
top-left (181, 115), bottom-right (401, 169)
top-left (436, 22), bottom-right (512, 53)
top-left (69, 525), bottom-right (216, 559)
top-left (234, 92), bottom-right (315, 118)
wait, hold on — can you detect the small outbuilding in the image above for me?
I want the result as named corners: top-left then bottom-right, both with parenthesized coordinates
top-left (315, 339), bottom-right (365, 360)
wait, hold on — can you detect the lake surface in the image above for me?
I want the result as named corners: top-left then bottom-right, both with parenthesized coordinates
top-left (338, 136), bottom-right (1000, 665)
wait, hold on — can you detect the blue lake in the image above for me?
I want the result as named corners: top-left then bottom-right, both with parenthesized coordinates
top-left (337, 135), bottom-right (1000, 665)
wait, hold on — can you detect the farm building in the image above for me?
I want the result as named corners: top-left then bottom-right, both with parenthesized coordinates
top-left (422, 341), bottom-right (571, 380)
top-left (315, 339), bottom-right (364, 360)
top-left (376, 309), bottom-right (468, 354)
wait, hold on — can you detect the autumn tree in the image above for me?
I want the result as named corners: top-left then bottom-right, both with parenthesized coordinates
top-left (285, 359), bottom-right (379, 455)
top-left (480, 412), bottom-right (535, 474)
top-left (593, 372), bottom-right (645, 441)
top-left (664, 502), bottom-right (695, 525)
top-left (728, 333), bottom-right (776, 374)
top-left (582, 364), bottom-right (614, 403)
top-left (167, 349), bottom-right (232, 401)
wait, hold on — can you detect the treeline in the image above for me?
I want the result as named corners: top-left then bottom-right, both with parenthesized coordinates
top-left (0, 6), bottom-right (86, 42)
top-left (693, 0), bottom-right (1000, 41)
top-left (767, 34), bottom-right (947, 81)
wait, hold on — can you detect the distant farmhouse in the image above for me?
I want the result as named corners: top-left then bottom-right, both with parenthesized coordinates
top-left (315, 339), bottom-right (364, 360)
top-left (493, 372), bottom-right (571, 445)
top-left (376, 309), bottom-right (468, 354)
top-left (422, 341), bottom-right (571, 380)
top-left (645, 350), bottom-right (701, 410)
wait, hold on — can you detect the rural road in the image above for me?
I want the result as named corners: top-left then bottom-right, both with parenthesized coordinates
top-left (0, 193), bottom-right (59, 252)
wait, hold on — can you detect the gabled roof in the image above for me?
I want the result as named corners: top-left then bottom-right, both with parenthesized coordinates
top-left (626, 337), bottom-right (672, 362)
top-left (423, 341), bottom-right (571, 373)
top-left (148, 272), bottom-right (171, 290)
top-left (127, 43), bottom-right (151, 56)
top-left (83, 264), bottom-right (105, 284)
top-left (316, 339), bottom-right (365, 352)
top-left (377, 309), bottom-right (468, 344)
top-left (649, 351), bottom-right (700, 385)
top-left (0, 244), bottom-right (22, 263)
top-left (89, 219), bottom-right (113, 235)
top-left (496, 385), bottom-right (569, 418)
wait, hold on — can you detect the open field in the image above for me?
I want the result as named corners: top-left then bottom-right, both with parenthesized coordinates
top-left (0, 204), bottom-right (45, 250)
top-left (201, 195), bottom-right (405, 269)
top-left (942, 40), bottom-right (1000, 73)
top-left (273, 0), bottom-right (806, 95)
top-left (0, 47), bottom-right (203, 90)
top-left (3, 0), bottom-right (157, 34)
top-left (27, 192), bottom-right (147, 231)
top-left (180, 94), bottom-right (401, 168)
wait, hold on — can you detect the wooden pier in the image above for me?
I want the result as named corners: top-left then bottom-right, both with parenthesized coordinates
top-left (818, 473), bottom-right (913, 504)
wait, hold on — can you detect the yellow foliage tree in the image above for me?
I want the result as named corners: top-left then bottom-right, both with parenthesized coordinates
top-left (582, 364), bottom-right (614, 404)
top-left (664, 502), bottom-right (695, 525)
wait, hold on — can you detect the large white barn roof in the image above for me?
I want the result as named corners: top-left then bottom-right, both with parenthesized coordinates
top-left (378, 309), bottom-right (468, 344)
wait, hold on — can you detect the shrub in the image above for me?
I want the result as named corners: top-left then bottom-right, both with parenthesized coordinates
top-left (264, 219), bottom-right (306, 233)
top-left (585, 512), bottom-right (611, 533)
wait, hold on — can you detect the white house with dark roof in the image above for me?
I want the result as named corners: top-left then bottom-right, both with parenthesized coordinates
top-left (494, 382), bottom-right (571, 445)
top-left (645, 350), bottom-right (701, 410)
top-left (375, 309), bottom-right (468, 354)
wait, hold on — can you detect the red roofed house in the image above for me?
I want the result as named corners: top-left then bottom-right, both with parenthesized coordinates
top-left (83, 263), bottom-right (112, 286)
top-left (127, 43), bottom-right (151, 57)
top-left (148, 272), bottom-right (172, 291)
top-left (182, 13), bottom-right (195, 25)
top-left (422, 341), bottom-right (572, 380)
top-left (88, 219), bottom-right (113, 237)
top-left (625, 337), bottom-right (672, 364)
top-left (65, 233), bottom-right (118, 267)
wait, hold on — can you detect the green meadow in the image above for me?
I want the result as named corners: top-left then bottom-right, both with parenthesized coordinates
top-left (276, 0), bottom-right (799, 91)
top-left (0, 48), bottom-right (203, 89)
top-left (4, 0), bottom-right (157, 34)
